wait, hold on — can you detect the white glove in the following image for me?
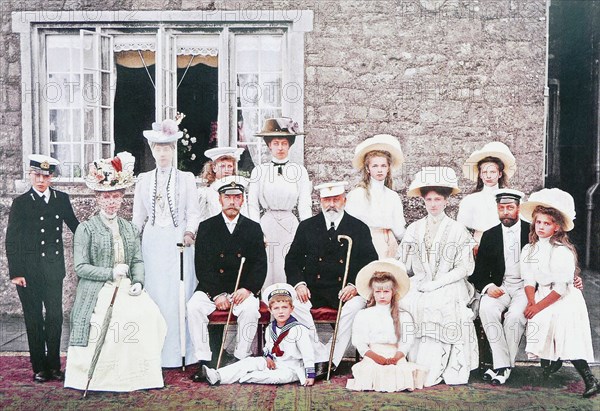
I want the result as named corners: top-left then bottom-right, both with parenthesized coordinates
top-left (128, 282), bottom-right (143, 296)
top-left (417, 280), bottom-right (441, 293)
top-left (112, 263), bottom-right (129, 281)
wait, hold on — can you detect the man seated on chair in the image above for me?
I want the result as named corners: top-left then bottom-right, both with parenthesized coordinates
top-left (203, 283), bottom-right (315, 386)
top-left (285, 181), bottom-right (378, 376)
top-left (188, 176), bottom-right (267, 382)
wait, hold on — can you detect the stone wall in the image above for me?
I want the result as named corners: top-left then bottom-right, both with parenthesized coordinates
top-left (0, 0), bottom-right (547, 315)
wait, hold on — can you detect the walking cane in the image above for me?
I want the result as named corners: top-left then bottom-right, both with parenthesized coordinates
top-left (177, 242), bottom-right (186, 371)
top-left (327, 235), bottom-right (353, 381)
top-left (216, 257), bottom-right (246, 370)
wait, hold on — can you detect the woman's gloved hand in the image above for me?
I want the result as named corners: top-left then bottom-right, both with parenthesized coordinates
top-left (128, 282), bottom-right (143, 296)
top-left (112, 263), bottom-right (129, 281)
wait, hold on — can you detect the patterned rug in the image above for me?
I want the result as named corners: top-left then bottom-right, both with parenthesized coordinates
top-left (1, 356), bottom-right (599, 410)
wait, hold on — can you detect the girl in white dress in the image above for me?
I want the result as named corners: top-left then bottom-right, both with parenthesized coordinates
top-left (248, 118), bottom-right (312, 289)
top-left (347, 259), bottom-right (428, 392)
top-left (399, 167), bottom-right (479, 387)
top-left (520, 188), bottom-right (599, 398)
top-left (132, 119), bottom-right (201, 368)
top-left (457, 141), bottom-right (517, 244)
top-left (346, 134), bottom-right (406, 258)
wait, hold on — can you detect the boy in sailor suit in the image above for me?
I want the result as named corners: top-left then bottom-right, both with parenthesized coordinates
top-left (203, 283), bottom-right (315, 386)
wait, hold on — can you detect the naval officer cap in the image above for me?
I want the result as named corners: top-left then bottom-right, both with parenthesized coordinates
top-left (494, 188), bottom-right (525, 204)
top-left (314, 181), bottom-right (349, 198)
top-left (262, 282), bottom-right (297, 305)
top-left (29, 154), bottom-right (60, 176)
top-left (212, 175), bottom-right (248, 195)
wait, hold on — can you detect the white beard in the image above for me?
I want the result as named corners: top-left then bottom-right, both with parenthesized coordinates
top-left (323, 208), bottom-right (342, 221)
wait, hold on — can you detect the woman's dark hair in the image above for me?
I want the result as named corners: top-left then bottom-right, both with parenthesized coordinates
top-left (420, 186), bottom-right (453, 199)
top-left (474, 156), bottom-right (508, 192)
top-left (264, 135), bottom-right (296, 147)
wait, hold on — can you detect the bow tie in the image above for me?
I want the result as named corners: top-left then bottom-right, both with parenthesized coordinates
top-left (272, 161), bottom-right (288, 175)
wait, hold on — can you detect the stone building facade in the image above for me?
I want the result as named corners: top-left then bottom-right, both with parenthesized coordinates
top-left (0, 0), bottom-right (547, 315)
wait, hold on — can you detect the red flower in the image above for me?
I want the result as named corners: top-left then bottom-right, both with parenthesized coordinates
top-left (111, 156), bottom-right (123, 172)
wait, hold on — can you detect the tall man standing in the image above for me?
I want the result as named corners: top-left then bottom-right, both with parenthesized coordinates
top-left (5, 155), bottom-right (79, 382)
top-left (285, 182), bottom-right (378, 374)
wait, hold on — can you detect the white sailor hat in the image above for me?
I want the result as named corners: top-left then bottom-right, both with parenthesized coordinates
top-left (262, 283), bottom-right (297, 305)
top-left (212, 175), bottom-right (248, 195)
top-left (28, 154), bottom-right (60, 176)
top-left (204, 147), bottom-right (244, 162)
top-left (494, 188), bottom-right (525, 204)
top-left (143, 119), bottom-right (183, 143)
top-left (314, 181), bottom-right (349, 198)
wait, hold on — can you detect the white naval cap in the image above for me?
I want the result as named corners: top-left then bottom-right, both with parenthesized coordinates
top-left (204, 147), bottom-right (244, 162)
top-left (314, 181), bottom-right (348, 198)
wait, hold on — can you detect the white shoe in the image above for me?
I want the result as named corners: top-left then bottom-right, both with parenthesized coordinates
top-left (482, 368), bottom-right (496, 382)
top-left (203, 365), bottom-right (221, 386)
top-left (491, 368), bottom-right (511, 385)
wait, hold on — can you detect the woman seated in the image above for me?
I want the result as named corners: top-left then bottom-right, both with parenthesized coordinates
top-left (64, 152), bottom-right (167, 392)
top-left (399, 166), bottom-right (478, 387)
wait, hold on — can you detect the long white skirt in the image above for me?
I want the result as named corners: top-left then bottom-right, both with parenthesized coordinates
top-left (142, 223), bottom-right (199, 367)
top-left (260, 210), bottom-right (299, 290)
top-left (64, 279), bottom-right (167, 392)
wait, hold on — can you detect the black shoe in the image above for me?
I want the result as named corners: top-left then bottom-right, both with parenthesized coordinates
top-left (190, 361), bottom-right (209, 383)
top-left (219, 351), bottom-right (238, 367)
top-left (33, 371), bottom-right (49, 383)
top-left (48, 369), bottom-right (64, 381)
top-left (314, 361), bottom-right (336, 380)
top-left (578, 366), bottom-right (600, 398)
top-left (542, 360), bottom-right (563, 380)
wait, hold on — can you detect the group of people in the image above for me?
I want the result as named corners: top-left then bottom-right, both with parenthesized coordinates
top-left (4, 116), bottom-right (599, 398)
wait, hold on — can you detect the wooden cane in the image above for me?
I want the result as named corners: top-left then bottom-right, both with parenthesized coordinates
top-left (327, 235), bottom-right (353, 381)
top-left (216, 257), bottom-right (246, 369)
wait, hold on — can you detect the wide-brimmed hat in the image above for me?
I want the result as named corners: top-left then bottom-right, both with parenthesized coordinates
top-left (352, 134), bottom-right (404, 170)
top-left (254, 117), bottom-right (306, 137)
top-left (520, 188), bottom-right (576, 231)
top-left (143, 119), bottom-right (183, 143)
top-left (355, 259), bottom-right (410, 300)
top-left (85, 152), bottom-right (135, 191)
top-left (204, 147), bottom-right (244, 162)
top-left (407, 166), bottom-right (460, 197)
top-left (262, 282), bottom-right (297, 305)
top-left (314, 181), bottom-right (348, 198)
top-left (28, 154), bottom-right (59, 176)
top-left (494, 188), bottom-right (525, 204)
top-left (463, 141), bottom-right (516, 182)
top-left (211, 175), bottom-right (249, 195)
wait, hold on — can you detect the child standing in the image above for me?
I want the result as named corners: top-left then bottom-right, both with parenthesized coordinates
top-left (520, 188), bottom-right (599, 398)
top-left (203, 283), bottom-right (315, 386)
top-left (346, 259), bottom-right (428, 392)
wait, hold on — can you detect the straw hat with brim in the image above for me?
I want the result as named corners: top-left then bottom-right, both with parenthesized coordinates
top-left (211, 175), bottom-right (249, 195)
top-left (352, 134), bottom-right (404, 170)
top-left (85, 151), bottom-right (135, 191)
top-left (406, 166), bottom-right (461, 197)
top-left (262, 282), bottom-right (297, 305)
top-left (355, 259), bottom-right (410, 300)
top-left (28, 154), bottom-right (59, 176)
top-left (254, 117), bottom-right (306, 137)
top-left (462, 141), bottom-right (517, 182)
top-left (204, 147), bottom-right (244, 162)
top-left (520, 188), bottom-right (576, 231)
top-left (143, 119), bottom-right (183, 143)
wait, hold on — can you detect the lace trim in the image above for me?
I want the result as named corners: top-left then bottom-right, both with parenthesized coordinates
top-left (114, 42), bottom-right (156, 52)
top-left (177, 46), bottom-right (219, 56)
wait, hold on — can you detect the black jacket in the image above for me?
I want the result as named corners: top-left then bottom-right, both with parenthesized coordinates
top-left (194, 213), bottom-right (267, 297)
top-left (5, 188), bottom-right (79, 280)
top-left (285, 212), bottom-right (378, 307)
top-left (470, 220), bottom-right (530, 293)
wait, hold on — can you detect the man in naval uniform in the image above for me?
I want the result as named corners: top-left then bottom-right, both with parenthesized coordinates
top-left (188, 176), bottom-right (267, 382)
top-left (285, 181), bottom-right (378, 375)
top-left (5, 155), bottom-right (79, 382)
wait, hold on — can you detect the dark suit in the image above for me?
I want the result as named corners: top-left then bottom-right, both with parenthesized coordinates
top-left (5, 188), bottom-right (79, 373)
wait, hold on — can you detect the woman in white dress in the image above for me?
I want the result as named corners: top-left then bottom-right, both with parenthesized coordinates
top-left (132, 119), bottom-right (201, 368)
top-left (347, 259), bottom-right (428, 392)
top-left (399, 167), bottom-right (478, 387)
top-left (198, 147), bottom-right (248, 221)
top-left (520, 188), bottom-right (599, 398)
top-left (248, 118), bottom-right (312, 289)
top-left (346, 134), bottom-right (406, 258)
top-left (65, 152), bottom-right (166, 392)
top-left (457, 141), bottom-right (517, 244)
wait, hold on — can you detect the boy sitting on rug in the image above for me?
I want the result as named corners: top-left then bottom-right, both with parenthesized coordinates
top-left (203, 283), bottom-right (315, 386)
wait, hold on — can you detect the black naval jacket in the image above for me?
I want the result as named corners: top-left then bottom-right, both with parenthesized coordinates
top-left (285, 212), bottom-right (378, 307)
top-left (6, 187), bottom-right (79, 280)
top-left (195, 213), bottom-right (267, 298)
top-left (470, 220), bottom-right (530, 293)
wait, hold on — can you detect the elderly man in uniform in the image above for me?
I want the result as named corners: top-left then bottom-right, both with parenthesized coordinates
top-left (285, 181), bottom-right (378, 375)
top-left (188, 176), bottom-right (267, 382)
top-left (5, 155), bottom-right (79, 382)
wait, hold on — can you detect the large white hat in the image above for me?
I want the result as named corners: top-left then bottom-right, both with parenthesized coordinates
top-left (355, 259), bottom-right (410, 300)
top-left (520, 188), bottom-right (576, 231)
top-left (407, 166), bottom-right (460, 197)
top-left (211, 175), bottom-right (249, 195)
top-left (262, 282), bottom-right (297, 305)
top-left (143, 119), bottom-right (183, 143)
top-left (28, 154), bottom-right (60, 176)
top-left (85, 152), bottom-right (135, 191)
top-left (352, 134), bottom-right (404, 170)
top-left (463, 141), bottom-right (517, 182)
top-left (314, 181), bottom-right (348, 198)
top-left (204, 147), bottom-right (244, 162)
top-left (254, 117), bottom-right (306, 137)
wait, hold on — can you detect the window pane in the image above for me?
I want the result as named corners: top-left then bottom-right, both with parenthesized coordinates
top-left (235, 36), bottom-right (259, 72)
top-left (46, 36), bottom-right (76, 72)
top-left (47, 74), bottom-right (71, 107)
top-left (83, 35), bottom-right (95, 69)
top-left (84, 107), bottom-right (95, 141)
top-left (261, 73), bottom-right (281, 106)
top-left (101, 36), bottom-right (111, 71)
top-left (50, 144), bottom-right (72, 178)
top-left (260, 36), bottom-right (282, 72)
top-left (238, 74), bottom-right (259, 107)
top-left (72, 108), bottom-right (81, 144)
top-left (49, 109), bottom-right (71, 142)
top-left (83, 73), bottom-right (99, 104)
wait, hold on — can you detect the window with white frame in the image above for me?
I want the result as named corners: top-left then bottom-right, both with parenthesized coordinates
top-left (13, 11), bottom-right (311, 180)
